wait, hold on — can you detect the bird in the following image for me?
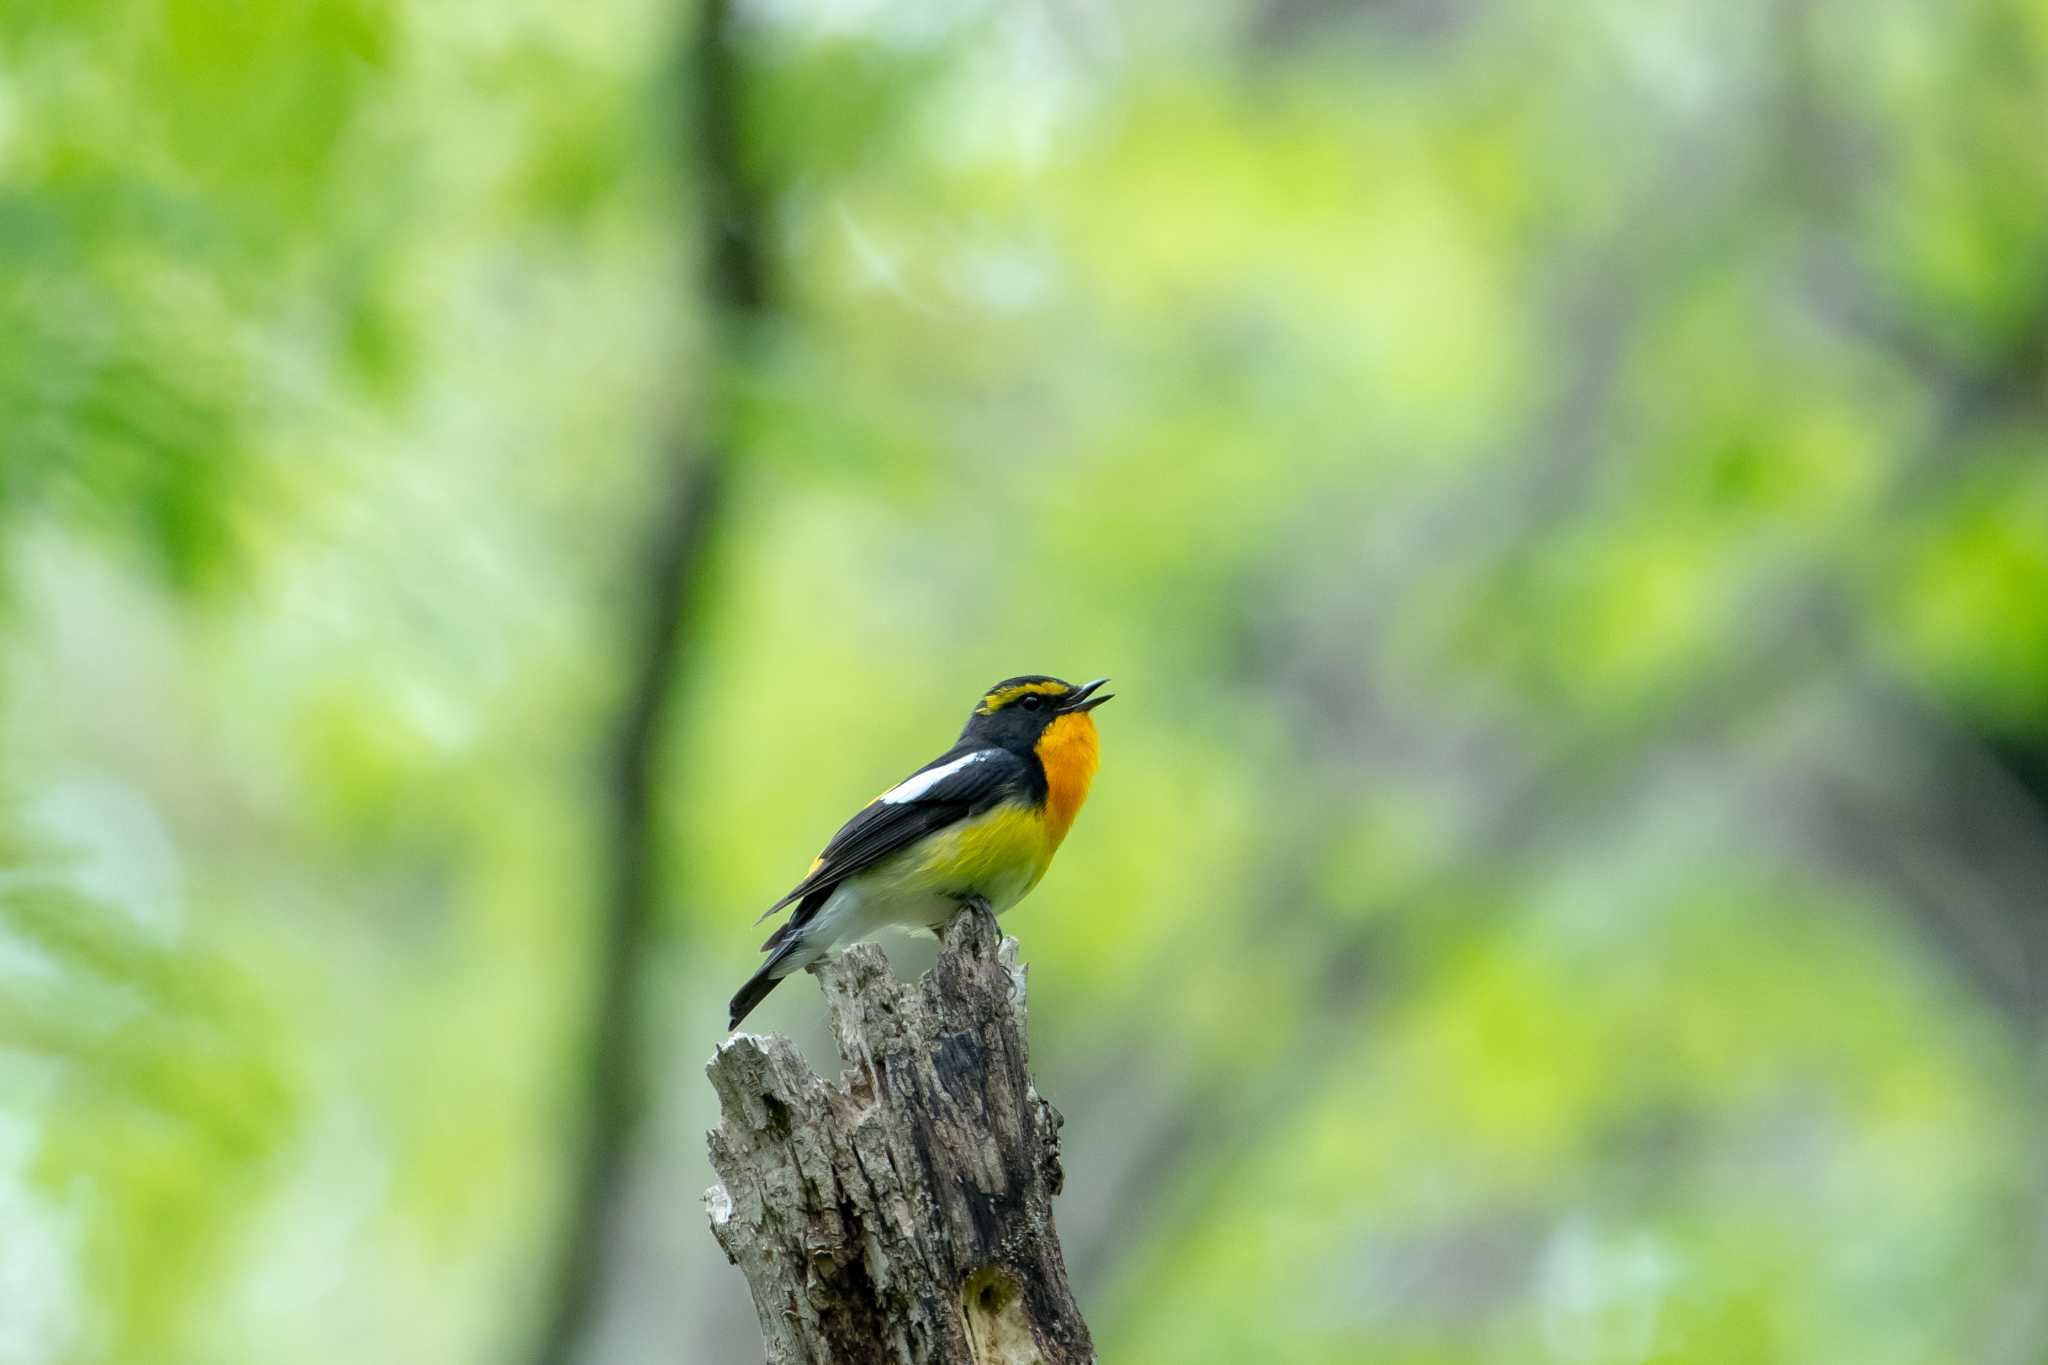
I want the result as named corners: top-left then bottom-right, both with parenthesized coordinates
top-left (727, 674), bottom-right (1113, 1030)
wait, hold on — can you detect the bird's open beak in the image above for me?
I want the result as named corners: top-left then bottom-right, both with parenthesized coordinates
top-left (1058, 677), bottom-right (1114, 713)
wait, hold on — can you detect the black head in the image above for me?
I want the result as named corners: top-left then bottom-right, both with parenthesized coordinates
top-left (961, 675), bottom-right (1113, 752)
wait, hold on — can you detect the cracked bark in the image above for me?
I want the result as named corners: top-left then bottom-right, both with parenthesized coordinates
top-left (705, 903), bottom-right (1094, 1365)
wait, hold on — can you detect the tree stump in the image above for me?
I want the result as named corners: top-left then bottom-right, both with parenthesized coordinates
top-left (704, 903), bottom-right (1095, 1364)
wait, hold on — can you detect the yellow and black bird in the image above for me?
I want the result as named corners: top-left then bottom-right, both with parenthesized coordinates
top-left (727, 674), bottom-right (1112, 1029)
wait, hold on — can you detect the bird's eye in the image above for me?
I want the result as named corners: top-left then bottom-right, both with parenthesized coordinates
top-left (1019, 694), bottom-right (1043, 712)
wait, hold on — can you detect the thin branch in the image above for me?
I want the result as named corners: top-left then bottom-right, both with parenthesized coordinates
top-left (529, 2), bottom-right (768, 1363)
top-left (530, 454), bottom-right (724, 1365)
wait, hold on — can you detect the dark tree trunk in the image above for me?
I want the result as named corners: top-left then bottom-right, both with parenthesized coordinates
top-left (705, 904), bottom-right (1095, 1364)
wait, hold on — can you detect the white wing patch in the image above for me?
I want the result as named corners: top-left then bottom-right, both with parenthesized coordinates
top-left (879, 749), bottom-right (995, 804)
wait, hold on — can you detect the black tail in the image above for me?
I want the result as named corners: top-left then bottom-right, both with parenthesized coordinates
top-left (728, 938), bottom-right (799, 1030)
top-left (730, 889), bottom-right (831, 1029)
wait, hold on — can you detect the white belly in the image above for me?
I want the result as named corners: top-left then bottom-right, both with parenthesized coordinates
top-left (769, 835), bottom-right (1037, 979)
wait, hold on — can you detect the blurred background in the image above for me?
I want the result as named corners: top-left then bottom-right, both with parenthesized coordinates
top-left (4, 0), bottom-right (2047, 1361)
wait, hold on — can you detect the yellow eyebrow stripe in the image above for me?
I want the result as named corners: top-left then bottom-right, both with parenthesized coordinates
top-left (977, 681), bottom-right (1068, 714)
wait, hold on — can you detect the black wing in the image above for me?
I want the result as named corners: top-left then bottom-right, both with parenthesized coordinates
top-left (760, 744), bottom-right (1029, 923)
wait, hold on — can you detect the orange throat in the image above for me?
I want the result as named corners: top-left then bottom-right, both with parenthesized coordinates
top-left (1035, 712), bottom-right (1100, 846)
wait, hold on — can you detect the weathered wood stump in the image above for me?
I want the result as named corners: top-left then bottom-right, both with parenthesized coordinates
top-left (705, 903), bottom-right (1094, 1364)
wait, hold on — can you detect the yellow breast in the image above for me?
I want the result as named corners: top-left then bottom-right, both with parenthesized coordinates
top-left (930, 802), bottom-right (1057, 908)
top-left (885, 714), bottom-right (1099, 915)
top-left (910, 716), bottom-right (1099, 909)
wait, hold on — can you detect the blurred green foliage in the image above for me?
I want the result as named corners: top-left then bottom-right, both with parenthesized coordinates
top-left (4, 2), bottom-right (2048, 1363)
